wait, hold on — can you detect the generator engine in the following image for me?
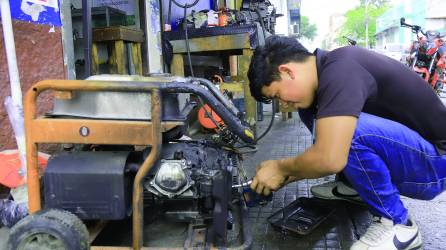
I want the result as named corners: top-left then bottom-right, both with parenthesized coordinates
top-left (145, 141), bottom-right (238, 224)
top-left (42, 75), bottom-right (251, 245)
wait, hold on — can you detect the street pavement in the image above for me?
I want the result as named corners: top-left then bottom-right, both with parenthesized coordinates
top-left (246, 111), bottom-right (446, 249)
top-left (0, 111), bottom-right (445, 249)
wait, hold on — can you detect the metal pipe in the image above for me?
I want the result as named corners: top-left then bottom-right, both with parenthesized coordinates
top-left (0, 0), bottom-right (22, 107)
top-left (23, 79), bottom-right (168, 213)
top-left (24, 82), bottom-right (40, 213)
top-left (82, 0), bottom-right (93, 78)
top-left (1, 0), bottom-right (27, 178)
top-left (28, 79), bottom-right (254, 143)
top-left (132, 90), bottom-right (162, 249)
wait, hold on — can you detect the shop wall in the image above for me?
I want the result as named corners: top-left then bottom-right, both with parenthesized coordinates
top-left (0, 0), bottom-right (65, 150)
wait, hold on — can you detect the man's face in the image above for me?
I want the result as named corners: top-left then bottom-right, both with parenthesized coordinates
top-left (261, 63), bottom-right (314, 109)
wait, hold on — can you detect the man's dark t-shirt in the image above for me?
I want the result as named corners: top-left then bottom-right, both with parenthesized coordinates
top-left (298, 46), bottom-right (446, 154)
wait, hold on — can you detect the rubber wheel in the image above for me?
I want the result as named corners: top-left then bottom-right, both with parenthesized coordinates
top-left (8, 209), bottom-right (89, 250)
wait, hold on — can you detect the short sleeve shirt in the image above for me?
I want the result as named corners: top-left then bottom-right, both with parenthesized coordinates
top-left (298, 46), bottom-right (446, 153)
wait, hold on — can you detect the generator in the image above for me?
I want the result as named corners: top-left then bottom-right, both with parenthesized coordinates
top-left (8, 75), bottom-right (255, 249)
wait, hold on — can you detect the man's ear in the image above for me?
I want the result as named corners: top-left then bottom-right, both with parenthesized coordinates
top-left (278, 64), bottom-right (295, 80)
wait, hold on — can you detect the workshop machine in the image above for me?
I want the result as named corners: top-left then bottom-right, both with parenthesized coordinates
top-left (236, 0), bottom-right (281, 35)
top-left (7, 75), bottom-right (257, 249)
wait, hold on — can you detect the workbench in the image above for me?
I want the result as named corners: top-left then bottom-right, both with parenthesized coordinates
top-left (164, 24), bottom-right (266, 131)
top-left (92, 26), bottom-right (144, 75)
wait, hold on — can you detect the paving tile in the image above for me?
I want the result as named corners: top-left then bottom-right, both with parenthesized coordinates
top-left (2, 111), bottom-right (444, 249)
top-left (247, 113), bottom-right (347, 250)
top-left (250, 112), bottom-right (446, 249)
top-left (325, 239), bottom-right (341, 248)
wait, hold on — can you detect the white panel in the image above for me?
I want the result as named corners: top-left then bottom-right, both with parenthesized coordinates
top-left (426, 0), bottom-right (446, 18)
top-left (270, 0), bottom-right (289, 36)
top-left (145, 0), bottom-right (163, 73)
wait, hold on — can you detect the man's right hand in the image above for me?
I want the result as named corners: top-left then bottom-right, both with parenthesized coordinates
top-left (250, 159), bottom-right (289, 196)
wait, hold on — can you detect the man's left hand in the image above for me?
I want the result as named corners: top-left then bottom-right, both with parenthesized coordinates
top-left (250, 159), bottom-right (288, 196)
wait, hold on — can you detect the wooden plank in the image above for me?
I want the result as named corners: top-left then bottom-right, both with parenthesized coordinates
top-left (171, 54), bottom-right (184, 77)
top-left (92, 43), bottom-right (100, 75)
top-left (132, 43), bottom-right (143, 75)
top-left (229, 55), bottom-right (238, 76)
top-left (239, 49), bottom-right (256, 129)
top-left (170, 34), bottom-right (251, 53)
top-left (109, 41), bottom-right (117, 74)
top-left (93, 26), bottom-right (144, 43)
top-left (30, 118), bottom-right (182, 145)
top-left (220, 82), bottom-right (244, 93)
top-left (110, 41), bottom-right (126, 74)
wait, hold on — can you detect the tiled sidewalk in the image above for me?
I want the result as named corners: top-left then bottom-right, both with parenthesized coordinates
top-left (246, 111), bottom-right (446, 250)
top-left (1, 112), bottom-right (445, 250)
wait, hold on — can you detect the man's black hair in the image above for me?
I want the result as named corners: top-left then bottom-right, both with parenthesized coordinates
top-left (248, 35), bottom-right (313, 103)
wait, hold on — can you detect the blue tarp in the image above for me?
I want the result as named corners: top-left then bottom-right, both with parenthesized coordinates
top-left (0, 199), bottom-right (27, 228)
top-left (0, 0), bottom-right (61, 27)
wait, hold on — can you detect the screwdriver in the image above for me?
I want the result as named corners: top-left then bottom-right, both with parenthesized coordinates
top-left (232, 179), bottom-right (273, 207)
top-left (231, 180), bottom-right (253, 188)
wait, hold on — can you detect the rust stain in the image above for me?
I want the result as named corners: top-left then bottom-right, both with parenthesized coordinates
top-left (25, 80), bottom-right (169, 249)
top-left (0, 21), bottom-right (65, 151)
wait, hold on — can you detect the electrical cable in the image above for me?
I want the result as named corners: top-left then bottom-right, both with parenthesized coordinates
top-left (174, 0), bottom-right (223, 132)
top-left (255, 7), bottom-right (267, 39)
top-left (171, 0), bottom-right (200, 9)
top-left (183, 7), bottom-right (195, 78)
top-left (235, 99), bottom-right (276, 148)
top-left (254, 100), bottom-right (276, 142)
top-left (231, 98), bottom-right (276, 150)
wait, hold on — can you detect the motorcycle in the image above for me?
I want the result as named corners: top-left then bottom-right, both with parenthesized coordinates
top-left (343, 36), bottom-right (357, 46)
top-left (400, 17), bottom-right (446, 94)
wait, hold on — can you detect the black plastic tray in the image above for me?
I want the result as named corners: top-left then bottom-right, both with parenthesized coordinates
top-left (267, 197), bottom-right (336, 235)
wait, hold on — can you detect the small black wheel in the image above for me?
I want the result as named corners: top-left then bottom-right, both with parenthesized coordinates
top-left (8, 209), bottom-right (89, 250)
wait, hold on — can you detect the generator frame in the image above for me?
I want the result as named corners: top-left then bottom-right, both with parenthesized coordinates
top-left (25, 79), bottom-right (185, 250)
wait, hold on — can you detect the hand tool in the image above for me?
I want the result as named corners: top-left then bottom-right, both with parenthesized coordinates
top-left (232, 179), bottom-right (273, 207)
